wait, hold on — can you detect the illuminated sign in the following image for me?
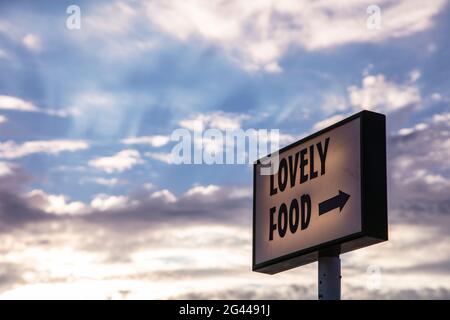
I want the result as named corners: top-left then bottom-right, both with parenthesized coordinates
top-left (253, 111), bottom-right (388, 274)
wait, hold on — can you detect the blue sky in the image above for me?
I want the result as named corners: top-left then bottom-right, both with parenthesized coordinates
top-left (0, 0), bottom-right (449, 299)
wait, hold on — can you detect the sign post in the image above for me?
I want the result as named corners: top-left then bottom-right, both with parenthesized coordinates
top-left (252, 110), bottom-right (388, 299)
top-left (318, 254), bottom-right (341, 300)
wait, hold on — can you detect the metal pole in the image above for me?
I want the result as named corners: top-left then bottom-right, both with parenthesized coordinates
top-left (318, 255), bottom-right (341, 300)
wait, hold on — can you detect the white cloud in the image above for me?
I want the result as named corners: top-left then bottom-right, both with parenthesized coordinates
top-left (0, 95), bottom-right (40, 112)
top-left (143, 183), bottom-right (155, 190)
top-left (0, 115), bottom-right (7, 124)
top-left (82, 177), bottom-right (125, 187)
top-left (347, 74), bottom-right (421, 112)
top-left (121, 135), bottom-right (170, 147)
top-left (397, 123), bottom-right (428, 136)
top-left (145, 152), bottom-right (174, 164)
top-left (91, 194), bottom-right (129, 211)
top-left (313, 114), bottom-right (346, 131)
top-left (150, 189), bottom-right (177, 203)
top-left (26, 189), bottom-right (88, 215)
top-left (82, 1), bottom-right (157, 56)
top-left (22, 34), bottom-right (42, 52)
top-left (431, 93), bottom-right (442, 102)
top-left (179, 116), bottom-right (205, 131)
top-left (145, 0), bottom-right (446, 72)
top-left (250, 131), bottom-right (300, 147)
top-left (432, 112), bottom-right (450, 123)
top-left (179, 112), bottom-right (249, 131)
top-left (183, 184), bottom-right (252, 200)
top-left (0, 140), bottom-right (89, 159)
top-left (89, 149), bottom-right (143, 173)
top-left (389, 114), bottom-right (450, 215)
top-left (1, 214), bottom-right (449, 299)
top-left (26, 190), bottom-right (133, 215)
top-left (53, 165), bottom-right (87, 172)
top-left (409, 69), bottom-right (421, 82)
top-left (321, 94), bottom-right (349, 115)
top-left (0, 161), bottom-right (15, 177)
top-left (184, 185), bottom-right (220, 197)
top-left (0, 95), bottom-right (74, 117)
top-left (401, 169), bottom-right (450, 192)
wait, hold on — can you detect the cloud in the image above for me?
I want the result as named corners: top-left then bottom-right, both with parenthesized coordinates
top-left (145, 0), bottom-right (446, 72)
top-left (409, 69), bottom-right (421, 82)
top-left (79, 184), bottom-right (249, 224)
top-left (184, 184), bottom-right (219, 197)
top-left (431, 93), bottom-right (443, 102)
top-left (2, 218), bottom-right (447, 299)
top-left (4, 179), bottom-right (251, 232)
top-left (321, 94), bottom-right (349, 116)
top-left (145, 151), bottom-right (175, 164)
top-left (171, 283), bottom-right (450, 300)
top-left (388, 112), bottom-right (450, 218)
top-left (0, 95), bottom-right (40, 112)
top-left (81, 1), bottom-right (158, 56)
top-left (179, 112), bottom-right (249, 131)
top-left (0, 95), bottom-right (74, 117)
top-left (313, 114), bottom-right (346, 131)
top-left (348, 74), bottom-right (421, 112)
top-left (121, 135), bottom-right (170, 147)
top-left (26, 189), bottom-right (88, 216)
top-left (0, 186), bottom-right (47, 226)
top-left (171, 284), bottom-right (315, 300)
top-left (0, 162), bottom-right (15, 177)
top-left (0, 167), bottom-right (449, 299)
top-left (91, 194), bottom-right (130, 211)
top-left (22, 34), bottom-right (42, 52)
top-left (0, 140), bottom-right (89, 159)
top-left (432, 112), bottom-right (450, 123)
top-left (143, 183), bottom-right (154, 190)
top-left (150, 189), bottom-right (177, 203)
top-left (0, 154), bottom-right (253, 226)
top-left (89, 149), bottom-right (144, 173)
top-left (82, 177), bottom-right (126, 187)
top-left (0, 115), bottom-right (7, 124)
top-left (397, 123), bottom-right (428, 136)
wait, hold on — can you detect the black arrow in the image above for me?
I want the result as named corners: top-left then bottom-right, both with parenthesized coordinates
top-left (318, 190), bottom-right (350, 216)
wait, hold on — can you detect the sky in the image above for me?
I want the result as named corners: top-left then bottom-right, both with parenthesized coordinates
top-left (0, 0), bottom-right (449, 299)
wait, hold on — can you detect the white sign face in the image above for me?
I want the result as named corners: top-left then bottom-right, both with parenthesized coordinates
top-left (254, 118), bottom-right (362, 269)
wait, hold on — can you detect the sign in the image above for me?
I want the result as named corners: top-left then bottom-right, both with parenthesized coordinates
top-left (253, 110), bottom-right (388, 274)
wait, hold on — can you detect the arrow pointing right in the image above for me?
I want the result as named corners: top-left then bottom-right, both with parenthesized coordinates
top-left (318, 190), bottom-right (350, 216)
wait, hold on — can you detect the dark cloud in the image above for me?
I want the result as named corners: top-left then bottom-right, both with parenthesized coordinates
top-left (0, 263), bottom-right (24, 290)
top-left (346, 286), bottom-right (450, 300)
top-left (85, 190), bottom-right (252, 227)
top-left (387, 260), bottom-right (450, 275)
top-left (387, 115), bottom-right (450, 221)
top-left (0, 166), bottom-right (49, 228)
top-left (0, 192), bottom-right (48, 226)
top-left (170, 284), bottom-right (316, 300)
top-left (0, 161), bottom-right (251, 230)
top-left (170, 283), bottom-right (450, 300)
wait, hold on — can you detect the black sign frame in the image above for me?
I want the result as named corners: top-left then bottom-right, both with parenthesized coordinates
top-left (253, 110), bottom-right (388, 274)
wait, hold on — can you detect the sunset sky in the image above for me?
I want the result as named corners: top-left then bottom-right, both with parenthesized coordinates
top-left (0, 0), bottom-right (449, 299)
